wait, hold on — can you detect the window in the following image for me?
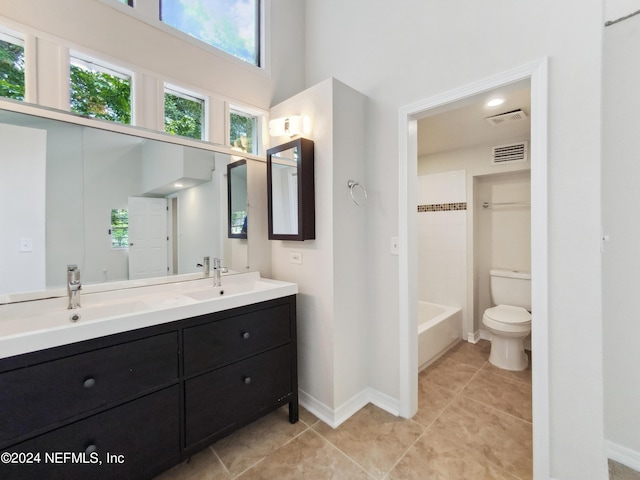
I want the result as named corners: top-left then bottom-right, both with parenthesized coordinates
top-left (70, 57), bottom-right (132, 124)
top-left (164, 86), bottom-right (205, 140)
top-left (110, 209), bottom-right (129, 248)
top-left (230, 109), bottom-right (257, 154)
top-left (160, 0), bottom-right (260, 66)
top-left (0, 33), bottom-right (25, 101)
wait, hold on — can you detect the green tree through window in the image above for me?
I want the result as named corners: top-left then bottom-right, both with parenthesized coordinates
top-left (111, 209), bottom-right (129, 248)
top-left (70, 62), bottom-right (131, 124)
top-left (230, 111), bottom-right (256, 153)
top-left (164, 90), bottom-right (204, 140)
top-left (0, 38), bottom-right (25, 101)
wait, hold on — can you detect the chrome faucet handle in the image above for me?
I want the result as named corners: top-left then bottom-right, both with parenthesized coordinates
top-left (67, 264), bottom-right (81, 285)
top-left (67, 264), bottom-right (81, 309)
top-left (202, 256), bottom-right (210, 277)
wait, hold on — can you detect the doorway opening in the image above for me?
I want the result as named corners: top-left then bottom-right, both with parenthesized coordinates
top-left (398, 58), bottom-right (549, 478)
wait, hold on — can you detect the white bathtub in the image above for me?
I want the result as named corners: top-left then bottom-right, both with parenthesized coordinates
top-left (418, 301), bottom-right (463, 371)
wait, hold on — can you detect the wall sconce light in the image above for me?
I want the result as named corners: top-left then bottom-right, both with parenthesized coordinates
top-left (268, 115), bottom-right (311, 137)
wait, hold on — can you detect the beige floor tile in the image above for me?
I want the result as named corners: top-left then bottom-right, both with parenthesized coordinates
top-left (153, 447), bottom-right (230, 480)
top-left (299, 406), bottom-right (320, 427)
top-left (419, 356), bottom-right (480, 393)
top-left (462, 370), bottom-right (532, 422)
top-left (482, 356), bottom-right (532, 386)
top-left (313, 403), bottom-right (423, 479)
top-left (388, 433), bottom-right (520, 480)
top-left (610, 460), bottom-right (640, 480)
top-left (428, 396), bottom-right (533, 480)
top-left (212, 407), bottom-right (308, 477)
top-left (413, 376), bottom-right (457, 428)
top-left (237, 429), bottom-right (372, 480)
top-left (442, 339), bottom-right (492, 369)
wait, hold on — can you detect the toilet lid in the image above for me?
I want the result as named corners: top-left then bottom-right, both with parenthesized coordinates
top-left (484, 305), bottom-right (531, 325)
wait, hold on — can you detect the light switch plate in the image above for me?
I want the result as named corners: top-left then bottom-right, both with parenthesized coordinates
top-left (289, 251), bottom-right (302, 264)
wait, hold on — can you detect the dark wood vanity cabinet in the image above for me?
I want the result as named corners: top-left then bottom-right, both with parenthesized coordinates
top-left (0, 295), bottom-right (297, 480)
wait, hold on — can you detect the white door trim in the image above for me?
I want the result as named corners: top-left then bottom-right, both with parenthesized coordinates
top-left (397, 57), bottom-right (549, 478)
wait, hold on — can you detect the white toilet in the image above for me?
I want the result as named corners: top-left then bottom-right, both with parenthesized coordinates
top-left (482, 269), bottom-right (531, 371)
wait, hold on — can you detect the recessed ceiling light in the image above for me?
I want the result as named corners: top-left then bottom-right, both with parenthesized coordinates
top-left (174, 183), bottom-right (183, 188)
top-left (486, 98), bottom-right (505, 107)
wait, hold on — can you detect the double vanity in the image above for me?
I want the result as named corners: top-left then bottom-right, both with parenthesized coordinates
top-left (0, 273), bottom-right (298, 479)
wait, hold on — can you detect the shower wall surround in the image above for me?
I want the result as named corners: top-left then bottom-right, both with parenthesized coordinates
top-left (417, 170), bottom-right (467, 316)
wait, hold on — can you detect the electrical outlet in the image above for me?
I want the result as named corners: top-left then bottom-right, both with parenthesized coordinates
top-left (19, 238), bottom-right (33, 253)
top-left (289, 251), bottom-right (302, 265)
top-left (390, 236), bottom-right (399, 255)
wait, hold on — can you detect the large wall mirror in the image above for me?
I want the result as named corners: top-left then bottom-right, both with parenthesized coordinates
top-left (267, 137), bottom-right (315, 241)
top-left (0, 102), bottom-right (251, 300)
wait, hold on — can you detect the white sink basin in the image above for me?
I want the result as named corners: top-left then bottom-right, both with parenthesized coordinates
top-left (182, 280), bottom-right (273, 301)
top-left (0, 272), bottom-right (298, 359)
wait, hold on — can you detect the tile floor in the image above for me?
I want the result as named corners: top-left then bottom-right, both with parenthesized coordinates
top-left (155, 340), bottom-right (638, 480)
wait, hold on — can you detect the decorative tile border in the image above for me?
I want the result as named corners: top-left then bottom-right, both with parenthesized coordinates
top-left (417, 202), bottom-right (467, 212)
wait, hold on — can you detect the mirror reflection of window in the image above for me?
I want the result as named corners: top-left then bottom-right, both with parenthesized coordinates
top-left (230, 110), bottom-right (258, 154)
top-left (110, 209), bottom-right (129, 248)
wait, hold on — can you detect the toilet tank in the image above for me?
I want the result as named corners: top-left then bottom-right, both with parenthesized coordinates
top-left (490, 269), bottom-right (531, 310)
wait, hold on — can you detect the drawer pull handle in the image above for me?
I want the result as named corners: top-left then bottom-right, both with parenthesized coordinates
top-left (83, 377), bottom-right (96, 389)
top-left (85, 444), bottom-right (97, 454)
top-left (242, 332), bottom-right (250, 340)
top-left (243, 376), bottom-right (251, 385)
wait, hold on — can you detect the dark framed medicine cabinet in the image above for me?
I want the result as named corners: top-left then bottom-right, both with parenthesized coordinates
top-left (227, 159), bottom-right (248, 239)
top-left (267, 138), bottom-right (315, 241)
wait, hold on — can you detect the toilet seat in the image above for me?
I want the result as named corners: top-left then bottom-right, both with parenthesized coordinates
top-left (483, 305), bottom-right (531, 333)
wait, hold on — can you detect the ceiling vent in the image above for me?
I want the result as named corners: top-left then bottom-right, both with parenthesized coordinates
top-left (485, 109), bottom-right (528, 126)
top-left (491, 141), bottom-right (528, 165)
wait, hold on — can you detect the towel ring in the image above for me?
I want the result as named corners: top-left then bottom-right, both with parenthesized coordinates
top-left (347, 179), bottom-right (368, 207)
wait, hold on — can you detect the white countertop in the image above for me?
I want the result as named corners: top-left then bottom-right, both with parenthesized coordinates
top-left (0, 272), bottom-right (297, 360)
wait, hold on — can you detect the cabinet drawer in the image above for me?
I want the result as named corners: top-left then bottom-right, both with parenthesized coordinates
top-left (0, 386), bottom-right (180, 480)
top-left (0, 332), bottom-right (178, 445)
top-left (183, 304), bottom-right (291, 376)
top-left (185, 344), bottom-right (293, 447)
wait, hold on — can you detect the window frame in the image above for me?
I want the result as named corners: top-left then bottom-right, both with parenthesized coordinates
top-left (0, 30), bottom-right (26, 102)
top-left (100, 0), bottom-right (266, 71)
top-left (159, 0), bottom-right (261, 67)
top-left (163, 83), bottom-right (209, 141)
top-left (69, 53), bottom-right (134, 125)
top-left (110, 208), bottom-right (129, 249)
top-left (229, 107), bottom-right (259, 155)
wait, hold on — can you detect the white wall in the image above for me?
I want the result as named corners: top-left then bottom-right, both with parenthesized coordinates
top-left (305, 1), bottom-right (605, 478)
top-left (474, 171), bottom-right (531, 334)
top-left (0, 123), bottom-right (47, 295)
top-left (417, 171), bottom-right (467, 316)
top-left (602, 11), bottom-right (640, 471)
top-left (270, 78), bottom-right (369, 423)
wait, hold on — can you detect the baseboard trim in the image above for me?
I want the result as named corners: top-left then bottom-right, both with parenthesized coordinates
top-left (468, 330), bottom-right (491, 343)
top-left (298, 387), bottom-right (400, 429)
top-left (607, 440), bottom-right (640, 472)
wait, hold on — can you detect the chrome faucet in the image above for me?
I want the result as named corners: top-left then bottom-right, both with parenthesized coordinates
top-left (212, 258), bottom-right (227, 287)
top-left (67, 264), bottom-right (81, 309)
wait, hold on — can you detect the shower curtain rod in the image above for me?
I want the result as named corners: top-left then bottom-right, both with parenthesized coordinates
top-left (482, 201), bottom-right (530, 208)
